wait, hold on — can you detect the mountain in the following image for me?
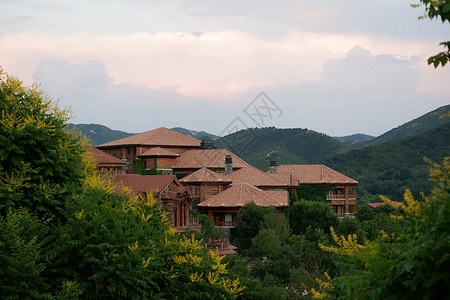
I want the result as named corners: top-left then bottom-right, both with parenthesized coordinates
top-left (333, 133), bottom-right (375, 148)
top-left (354, 105), bottom-right (450, 148)
top-left (170, 127), bottom-right (219, 140)
top-left (67, 123), bottom-right (134, 146)
top-left (215, 127), bottom-right (349, 171)
top-left (322, 121), bottom-right (450, 203)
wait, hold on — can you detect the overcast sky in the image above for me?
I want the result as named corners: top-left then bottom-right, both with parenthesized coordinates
top-left (1, 0), bottom-right (449, 137)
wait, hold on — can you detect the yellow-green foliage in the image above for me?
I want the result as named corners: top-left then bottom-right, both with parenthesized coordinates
top-left (312, 158), bottom-right (450, 299)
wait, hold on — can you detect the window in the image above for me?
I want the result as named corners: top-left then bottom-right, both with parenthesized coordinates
top-left (189, 186), bottom-right (193, 194)
top-left (348, 188), bottom-right (354, 195)
top-left (195, 185), bottom-right (199, 195)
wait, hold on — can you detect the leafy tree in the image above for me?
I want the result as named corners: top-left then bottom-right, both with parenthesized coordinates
top-left (0, 67), bottom-right (87, 220)
top-left (313, 158), bottom-right (450, 299)
top-left (288, 200), bottom-right (338, 235)
top-left (412, 0), bottom-right (450, 67)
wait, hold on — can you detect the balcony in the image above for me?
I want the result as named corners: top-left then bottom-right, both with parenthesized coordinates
top-left (175, 217), bottom-right (201, 233)
top-left (213, 220), bottom-right (237, 228)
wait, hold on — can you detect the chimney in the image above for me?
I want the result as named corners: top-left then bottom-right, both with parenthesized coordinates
top-left (225, 155), bottom-right (233, 175)
top-left (200, 139), bottom-right (217, 149)
top-left (269, 158), bottom-right (277, 173)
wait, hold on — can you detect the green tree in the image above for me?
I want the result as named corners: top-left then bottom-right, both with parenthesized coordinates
top-left (413, 0), bottom-right (450, 67)
top-left (0, 68), bottom-right (87, 220)
top-left (288, 200), bottom-right (338, 235)
top-left (313, 158), bottom-right (450, 299)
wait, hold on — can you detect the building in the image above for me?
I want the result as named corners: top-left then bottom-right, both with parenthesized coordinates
top-left (96, 127), bottom-right (201, 173)
top-left (275, 164), bottom-right (358, 217)
top-left (88, 147), bottom-right (126, 174)
top-left (112, 174), bottom-right (200, 232)
top-left (198, 182), bottom-right (289, 227)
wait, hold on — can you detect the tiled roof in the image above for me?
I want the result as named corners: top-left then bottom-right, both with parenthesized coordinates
top-left (179, 167), bottom-right (231, 183)
top-left (112, 174), bottom-right (176, 197)
top-left (139, 147), bottom-right (180, 157)
top-left (198, 182), bottom-right (288, 208)
top-left (88, 147), bottom-right (126, 166)
top-left (225, 165), bottom-right (289, 187)
top-left (276, 164), bottom-right (358, 184)
top-left (367, 202), bottom-right (402, 209)
top-left (173, 149), bottom-right (249, 169)
top-left (96, 127), bottom-right (201, 148)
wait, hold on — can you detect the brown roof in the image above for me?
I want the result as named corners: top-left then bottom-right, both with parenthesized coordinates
top-left (198, 182), bottom-right (288, 208)
top-left (225, 165), bottom-right (289, 187)
top-left (112, 174), bottom-right (177, 197)
top-left (138, 147), bottom-right (180, 157)
top-left (172, 149), bottom-right (249, 170)
top-left (276, 164), bottom-right (358, 184)
top-left (96, 127), bottom-right (201, 148)
top-left (367, 202), bottom-right (402, 209)
top-left (179, 167), bottom-right (231, 183)
top-left (88, 147), bottom-right (126, 167)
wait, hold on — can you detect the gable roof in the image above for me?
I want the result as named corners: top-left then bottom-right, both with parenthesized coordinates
top-left (112, 174), bottom-right (177, 196)
top-left (138, 147), bottom-right (180, 157)
top-left (88, 147), bottom-right (126, 167)
top-left (172, 149), bottom-right (249, 169)
top-left (96, 127), bottom-right (201, 148)
top-left (276, 164), bottom-right (358, 184)
top-left (225, 165), bottom-right (289, 187)
top-left (179, 167), bottom-right (231, 184)
top-left (198, 182), bottom-right (288, 208)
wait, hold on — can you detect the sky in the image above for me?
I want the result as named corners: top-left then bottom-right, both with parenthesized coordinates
top-left (0, 0), bottom-right (449, 137)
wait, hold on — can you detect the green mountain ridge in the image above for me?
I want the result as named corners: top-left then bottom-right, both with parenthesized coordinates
top-left (67, 123), bottom-right (135, 146)
top-left (215, 127), bottom-right (349, 171)
top-left (170, 127), bottom-right (219, 140)
top-left (355, 104), bottom-right (450, 148)
top-left (322, 121), bottom-right (450, 203)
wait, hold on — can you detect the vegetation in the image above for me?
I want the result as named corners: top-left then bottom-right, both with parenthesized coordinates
top-left (322, 122), bottom-right (450, 202)
top-left (216, 127), bottom-right (348, 171)
top-left (312, 158), bottom-right (450, 299)
top-left (0, 68), bottom-right (244, 299)
top-left (412, 0), bottom-right (450, 68)
top-left (67, 123), bottom-right (134, 146)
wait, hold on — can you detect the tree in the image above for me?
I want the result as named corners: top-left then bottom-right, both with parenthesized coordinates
top-left (288, 200), bottom-right (338, 236)
top-left (412, 0), bottom-right (450, 67)
top-left (312, 158), bottom-right (450, 299)
top-left (0, 67), bottom-right (88, 220)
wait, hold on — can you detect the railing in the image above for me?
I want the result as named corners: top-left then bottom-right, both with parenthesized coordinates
top-left (188, 217), bottom-right (199, 225)
top-left (214, 220), bottom-right (237, 227)
top-left (204, 238), bottom-right (230, 250)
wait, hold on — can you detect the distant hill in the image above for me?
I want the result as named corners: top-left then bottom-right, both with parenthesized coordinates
top-left (322, 122), bottom-right (450, 203)
top-left (67, 123), bottom-right (134, 146)
top-left (333, 133), bottom-right (375, 148)
top-left (215, 127), bottom-right (349, 171)
top-left (354, 105), bottom-right (450, 148)
top-left (170, 127), bottom-right (219, 140)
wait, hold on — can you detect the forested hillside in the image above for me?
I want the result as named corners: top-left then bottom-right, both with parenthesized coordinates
top-left (67, 123), bottom-right (134, 146)
top-left (216, 127), bottom-right (349, 171)
top-left (354, 105), bottom-right (450, 148)
top-left (322, 122), bottom-right (450, 203)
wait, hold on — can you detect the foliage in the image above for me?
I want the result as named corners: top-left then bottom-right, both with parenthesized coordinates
top-left (313, 158), bottom-right (450, 299)
top-left (291, 183), bottom-right (336, 203)
top-left (134, 158), bottom-right (163, 175)
top-left (215, 127), bottom-right (348, 171)
top-left (0, 69), bottom-right (88, 221)
top-left (322, 121), bottom-right (450, 202)
top-left (288, 200), bottom-right (338, 235)
top-left (198, 214), bottom-right (223, 239)
top-left (412, 0), bottom-right (450, 68)
top-left (0, 68), bottom-right (244, 299)
top-left (67, 123), bottom-right (134, 146)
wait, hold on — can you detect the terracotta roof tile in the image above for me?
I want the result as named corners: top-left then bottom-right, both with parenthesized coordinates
top-left (139, 147), bottom-right (180, 157)
top-left (180, 167), bottom-right (231, 183)
top-left (225, 165), bottom-right (289, 187)
top-left (276, 164), bottom-right (358, 184)
top-left (173, 149), bottom-right (249, 169)
top-left (367, 202), bottom-right (402, 209)
top-left (112, 174), bottom-right (175, 197)
top-left (97, 127), bottom-right (201, 148)
top-left (198, 182), bottom-right (288, 208)
top-left (88, 147), bottom-right (126, 167)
